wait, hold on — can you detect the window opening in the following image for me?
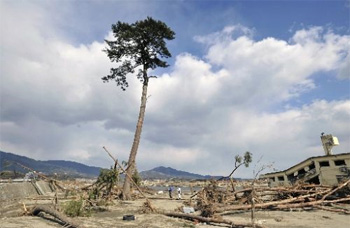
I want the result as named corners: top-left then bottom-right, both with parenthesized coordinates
top-left (319, 161), bottom-right (330, 167)
top-left (334, 160), bottom-right (346, 166)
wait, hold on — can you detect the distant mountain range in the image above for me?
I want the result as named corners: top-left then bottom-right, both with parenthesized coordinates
top-left (0, 151), bottom-right (223, 180)
top-left (139, 166), bottom-right (223, 180)
top-left (0, 151), bottom-right (101, 178)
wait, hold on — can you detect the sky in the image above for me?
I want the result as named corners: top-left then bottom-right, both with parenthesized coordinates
top-left (1, 0), bottom-right (349, 178)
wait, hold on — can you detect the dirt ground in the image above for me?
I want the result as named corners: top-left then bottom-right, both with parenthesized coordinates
top-left (1, 180), bottom-right (349, 228)
top-left (1, 196), bottom-right (349, 228)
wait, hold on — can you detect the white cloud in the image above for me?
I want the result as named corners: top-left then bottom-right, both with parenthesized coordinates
top-left (194, 25), bottom-right (255, 45)
top-left (1, 2), bottom-right (349, 177)
top-left (196, 26), bottom-right (349, 108)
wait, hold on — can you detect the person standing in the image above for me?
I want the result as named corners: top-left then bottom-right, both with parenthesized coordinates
top-left (177, 187), bottom-right (182, 200)
top-left (168, 186), bottom-right (173, 199)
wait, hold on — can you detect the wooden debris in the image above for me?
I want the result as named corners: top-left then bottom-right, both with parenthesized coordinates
top-left (140, 199), bottom-right (157, 213)
top-left (163, 212), bottom-right (266, 228)
top-left (199, 179), bottom-right (350, 215)
top-left (22, 202), bottom-right (28, 215)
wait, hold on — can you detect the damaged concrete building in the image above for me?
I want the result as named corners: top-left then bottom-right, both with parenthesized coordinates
top-left (261, 134), bottom-right (350, 187)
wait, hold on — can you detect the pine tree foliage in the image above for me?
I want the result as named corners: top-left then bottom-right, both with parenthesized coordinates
top-left (102, 17), bottom-right (175, 90)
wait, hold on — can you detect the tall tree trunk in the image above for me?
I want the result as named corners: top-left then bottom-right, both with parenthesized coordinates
top-left (122, 76), bottom-right (148, 200)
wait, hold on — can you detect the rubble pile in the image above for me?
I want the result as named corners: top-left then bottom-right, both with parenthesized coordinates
top-left (192, 179), bottom-right (350, 216)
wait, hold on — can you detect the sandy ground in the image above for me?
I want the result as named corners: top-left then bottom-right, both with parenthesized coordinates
top-left (1, 180), bottom-right (349, 228)
top-left (1, 195), bottom-right (349, 228)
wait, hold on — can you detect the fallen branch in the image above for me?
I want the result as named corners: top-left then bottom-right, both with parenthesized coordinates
top-left (321, 179), bottom-right (350, 201)
top-left (216, 188), bottom-right (331, 212)
top-left (102, 146), bottom-right (156, 212)
top-left (274, 197), bottom-right (350, 210)
top-left (163, 212), bottom-right (266, 228)
top-left (229, 185), bottom-right (331, 198)
top-left (102, 147), bottom-right (148, 199)
top-left (22, 202), bottom-right (28, 215)
top-left (314, 205), bottom-right (350, 214)
top-left (31, 205), bottom-right (84, 228)
top-left (80, 182), bottom-right (96, 191)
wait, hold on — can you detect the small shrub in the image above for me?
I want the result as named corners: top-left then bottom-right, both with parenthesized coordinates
top-left (63, 199), bottom-right (90, 217)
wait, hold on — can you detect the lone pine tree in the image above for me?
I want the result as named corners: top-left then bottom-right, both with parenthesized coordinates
top-left (103, 17), bottom-right (175, 199)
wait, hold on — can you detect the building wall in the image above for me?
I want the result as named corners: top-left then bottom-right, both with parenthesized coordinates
top-left (314, 155), bottom-right (350, 186)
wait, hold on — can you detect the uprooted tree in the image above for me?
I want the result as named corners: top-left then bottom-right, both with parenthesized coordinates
top-left (102, 17), bottom-right (175, 199)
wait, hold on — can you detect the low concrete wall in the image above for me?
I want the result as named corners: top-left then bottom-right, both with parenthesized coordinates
top-left (0, 180), bottom-right (54, 201)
